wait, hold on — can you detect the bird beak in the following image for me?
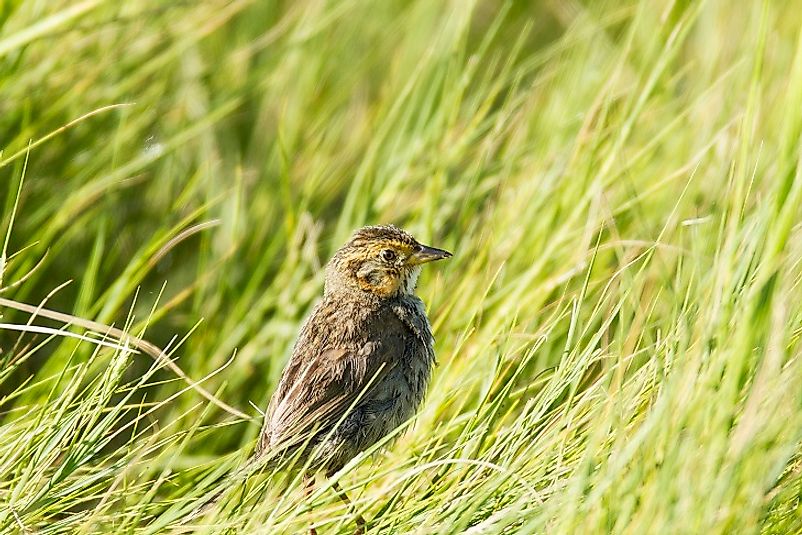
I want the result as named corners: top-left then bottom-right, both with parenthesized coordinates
top-left (410, 244), bottom-right (453, 265)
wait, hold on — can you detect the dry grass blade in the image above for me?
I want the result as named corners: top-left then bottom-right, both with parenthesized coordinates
top-left (0, 297), bottom-right (251, 421)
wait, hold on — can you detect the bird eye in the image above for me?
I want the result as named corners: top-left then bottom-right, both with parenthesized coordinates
top-left (380, 249), bottom-right (396, 262)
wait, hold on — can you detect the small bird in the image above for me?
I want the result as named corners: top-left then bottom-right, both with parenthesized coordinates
top-left (256, 224), bottom-right (451, 533)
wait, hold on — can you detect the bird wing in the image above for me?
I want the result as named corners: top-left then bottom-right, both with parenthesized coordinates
top-left (264, 340), bottom-right (396, 454)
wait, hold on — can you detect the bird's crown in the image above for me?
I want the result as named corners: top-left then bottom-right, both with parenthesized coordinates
top-left (343, 225), bottom-right (420, 257)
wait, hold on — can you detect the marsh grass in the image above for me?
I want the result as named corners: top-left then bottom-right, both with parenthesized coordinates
top-left (2, 0), bottom-right (802, 533)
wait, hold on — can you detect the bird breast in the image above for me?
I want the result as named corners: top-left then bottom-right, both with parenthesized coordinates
top-left (355, 297), bottom-right (435, 438)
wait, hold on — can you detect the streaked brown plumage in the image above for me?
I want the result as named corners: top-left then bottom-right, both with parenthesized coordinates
top-left (256, 224), bottom-right (451, 532)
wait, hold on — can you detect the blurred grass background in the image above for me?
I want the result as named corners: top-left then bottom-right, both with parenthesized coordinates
top-left (2, 0), bottom-right (802, 533)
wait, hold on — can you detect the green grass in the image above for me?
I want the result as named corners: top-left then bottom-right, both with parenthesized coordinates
top-left (2, 0), bottom-right (802, 533)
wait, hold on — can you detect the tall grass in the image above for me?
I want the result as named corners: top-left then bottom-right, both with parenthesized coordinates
top-left (1, 0), bottom-right (802, 533)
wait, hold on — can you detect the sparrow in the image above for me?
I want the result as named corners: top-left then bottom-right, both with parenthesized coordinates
top-left (256, 224), bottom-right (451, 533)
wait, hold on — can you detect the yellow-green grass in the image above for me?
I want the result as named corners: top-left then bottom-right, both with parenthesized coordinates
top-left (2, 0), bottom-right (802, 533)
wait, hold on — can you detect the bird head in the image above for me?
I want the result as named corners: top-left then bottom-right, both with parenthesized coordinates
top-left (326, 225), bottom-right (452, 299)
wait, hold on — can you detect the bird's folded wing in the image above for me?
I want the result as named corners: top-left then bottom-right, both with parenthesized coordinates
top-left (267, 342), bottom-right (394, 452)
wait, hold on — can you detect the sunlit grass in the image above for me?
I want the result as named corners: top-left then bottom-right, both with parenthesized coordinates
top-left (2, 0), bottom-right (802, 533)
